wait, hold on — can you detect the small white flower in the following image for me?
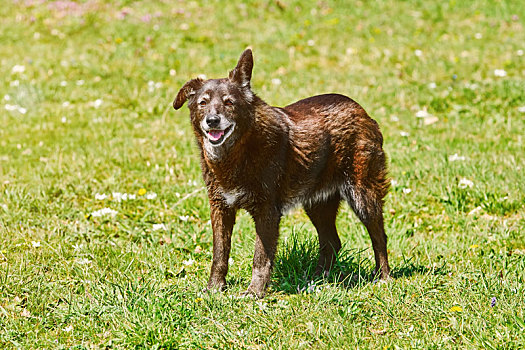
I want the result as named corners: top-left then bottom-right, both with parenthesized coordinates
top-left (474, 33), bottom-right (482, 39)
top-left (3, 94), bottom-right (10, 101)
top-left (152, 223), bottom-right (167, 231)
top-left (95, 193), bottom-right (108, 200)
top-left (390, 115), bottom-right (399, 122)
top-left (60, 81), bottom-right (68, 87)
top-left (307, 39), bottom-right (315, 46)
top-left (271, 78), bottom-right (282, 85)
top-left (414, 49), bottom-right (422, 57)
top-left (146, 192), bottom-right (157, 200)
top-left (1, 204), bottom-right (7, 211)
top-left (402, 188), bottom-right (412, 194)
top-left (390, 179), bottom-right (398, 187)
top-left (458, 178), bottom-right (474, 189)
top-left (276, 299), bottom-right (289, 308)
top-left (18, 107), bottom-right (27, 114)
top-left (228, 257), bottom-right (234, 265)
top-left (468, 206), bottom-right (482, 216)
top-left (428, 82), bottom-right (437, 89)
top-left (179, 215), bottom-right (189, 222)
top-left (72, 243), bottom-right (83, 251)
top-left (306, 280), bottom-right (317, 293)
top-left (31, 241), bottom-right (41, 248)
top-left (20, 309), bottom-right (31, 318)
top-left (400, 131), bottom-right (409, 137)
top-left (116, 193), bottom-right (137, 200)
top-left (62, 101), bottom-right (70, 108)
top-left (427, 117), bottom-right (439, 126)
top-left (517, 50), bottom-right (524, 56)
top-left (256, 301), bottom-right (268, 311)
top-left (448, 153), bottom-right (466, 162)
top-left (112, 192), bottom-right (123, 202)
top-left (91, 207), bottom-right (118, 217)
top-left (92, 99), bottom-right (103, 108)
top-left (76, 79), bottom-right (85, 86)
top-left (63, 325), bottom-right (74, 332)
top-left (12, 65), bottom-right (25, 74)
top-left (76, 258), bottom-right (92, 265)
top-left (148, 80), bottom-right (155, 92)
top-left (61, 117), bottom-right (67, 123)
top-left (169, 69), bottom-right (176, 76)
top-left (415, 110), bottom-right (432, 118)
top-left (494, 69), bottom-right (507, 77)
top-left (183, 259), bottom-right (194, 266)
top-left (6, 105), bottom-right (22, 113)
top-left (10, 80), bottom-right (20, 87)
top-left (517, 106), bottom-right (525, 113)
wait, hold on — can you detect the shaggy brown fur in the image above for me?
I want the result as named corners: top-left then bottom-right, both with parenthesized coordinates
top-left (173, 49), bottom-right (391, 298)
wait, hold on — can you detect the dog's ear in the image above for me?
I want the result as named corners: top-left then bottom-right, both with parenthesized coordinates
top-left (173, 78), bottom-right (204, 110)
top-left (229, 49), bottom-right (253, 88)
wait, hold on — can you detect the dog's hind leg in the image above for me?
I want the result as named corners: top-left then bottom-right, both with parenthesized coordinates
top-left (342, 148), bottom-right (391, 280)
top-left (343, 183), bottom-right (391, 280)
top-left (304, 194), bottom-right (342, 277)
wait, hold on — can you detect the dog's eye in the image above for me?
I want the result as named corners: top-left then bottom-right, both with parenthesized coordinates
top-left (199, 100), bottom-right (207, 107)
top-left (224, 99), bottom-right (233, 106)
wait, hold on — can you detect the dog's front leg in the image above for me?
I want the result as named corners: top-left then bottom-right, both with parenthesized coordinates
top-left (207, 200), bottom-right (236, 292)
top-left (246, 207), bottom-right (281, 298)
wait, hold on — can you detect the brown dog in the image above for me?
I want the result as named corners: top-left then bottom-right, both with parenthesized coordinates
top-left (173, 49), bottom-right (391, 298)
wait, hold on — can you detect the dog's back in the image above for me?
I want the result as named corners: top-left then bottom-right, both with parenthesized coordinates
top-left (276, 93), bottom-right (388, 210)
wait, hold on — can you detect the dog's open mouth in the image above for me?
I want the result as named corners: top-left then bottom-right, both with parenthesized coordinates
top-left (206, 125), bottom-right (234, 145)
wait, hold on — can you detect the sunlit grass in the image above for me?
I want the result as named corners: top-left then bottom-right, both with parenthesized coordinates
top-left (1, 0), bottom-right (524, 348)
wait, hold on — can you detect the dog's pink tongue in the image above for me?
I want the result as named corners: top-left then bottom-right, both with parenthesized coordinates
top-left (208, 130), bottom-right (224, 141)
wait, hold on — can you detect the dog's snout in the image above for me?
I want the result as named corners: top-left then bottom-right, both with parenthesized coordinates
top-left (206, 114), bottom-right (221, 128)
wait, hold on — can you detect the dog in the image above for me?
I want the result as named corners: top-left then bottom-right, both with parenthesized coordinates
top-left (173, 49), bottom-right (391, 298)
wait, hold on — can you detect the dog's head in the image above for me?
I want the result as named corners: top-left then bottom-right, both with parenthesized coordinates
top-left (173, 49), bottom-right (256, 161)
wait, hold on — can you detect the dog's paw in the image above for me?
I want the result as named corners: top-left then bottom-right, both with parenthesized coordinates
top-left (372, 267), bottom-right (392, 282)
top-left (205, 278), bottom-right (227, 293)
top-left (313, 266), bottom-right (331, 279)
top-left (238, 290), bottom-right (257, 299)
top-left (371, 272), bottom-right (393, 285)
top-left (241, 285), bottom-right (266, 299)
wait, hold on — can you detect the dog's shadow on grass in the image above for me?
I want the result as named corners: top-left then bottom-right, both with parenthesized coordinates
top-left (270, 237), bottom-right (444, 294)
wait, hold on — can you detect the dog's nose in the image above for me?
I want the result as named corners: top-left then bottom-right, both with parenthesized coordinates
top-left (206, 115), bottom-right (221, 128)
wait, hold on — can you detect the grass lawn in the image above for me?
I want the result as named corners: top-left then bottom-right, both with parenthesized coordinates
top-left (1, 0), bottom-right (524, 348)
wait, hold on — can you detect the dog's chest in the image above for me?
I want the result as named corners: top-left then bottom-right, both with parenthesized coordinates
top-left (219, 185), bottom-right (258, 208)
top-left (221, 188), bottom-right (245, 206)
